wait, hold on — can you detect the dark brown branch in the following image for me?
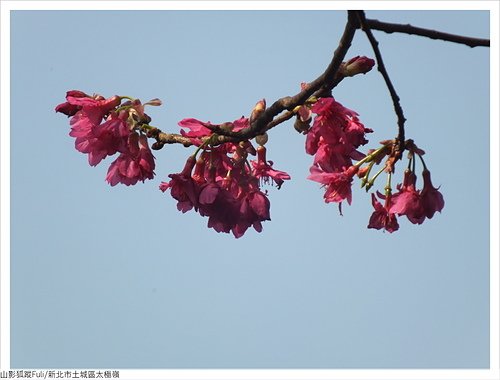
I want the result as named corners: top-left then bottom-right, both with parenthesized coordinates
top-left (152, 11), bottom-right (488, 150)
top-left (356, 11), bottom-right (406, 160)
top-left (206, 10), bottom-right (359, 141)
top-left (364, 18), bottom-right (490, 48)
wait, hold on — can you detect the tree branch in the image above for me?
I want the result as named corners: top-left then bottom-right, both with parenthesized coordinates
top-left (152, 11), bottom-right (357, 145)
top-left (364, 18), bottom-right (490, 48)
top-left (151, 11), bottom-right (489, 150)
top-left (356, 11), bottom-right (406, 160)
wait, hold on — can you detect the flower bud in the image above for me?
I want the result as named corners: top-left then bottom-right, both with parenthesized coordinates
top-left (250, 99), bottom-right (266, 123)
top-left (151, 141), bottom-right (165, 150)
top-left (341, 56), bottom-right (375, 77)
top-left (255, 133), bottom-right (268, 146)
top-left (145, 98), bottom-right (162, 107)
top-left (294, 116), bottom-right (310, 134)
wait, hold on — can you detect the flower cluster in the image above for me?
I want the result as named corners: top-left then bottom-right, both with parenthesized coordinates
top-left (300, 93), bottom-right (444, 232)
top-left (56, 65), bottom-right (445, 238)
top-left (305, 97), bottom-right (373, 208)
top-left (55, 90), bottom-right (159, 186)
top-left (367, 168), bottom-right (445, 233)
top-left (160, 116), bottom-right (290, 238)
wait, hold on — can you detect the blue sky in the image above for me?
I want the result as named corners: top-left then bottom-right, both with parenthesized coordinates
top-left (8, 8), bottom-right (491, 369)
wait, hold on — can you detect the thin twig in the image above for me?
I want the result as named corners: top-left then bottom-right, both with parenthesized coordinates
top-left (356, 10), bottom-right (406, 160)
top-left (364, 18), bottom-right (489, 48)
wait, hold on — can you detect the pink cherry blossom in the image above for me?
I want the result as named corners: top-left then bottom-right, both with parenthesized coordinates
top-left (106, 133), bottom-right (155, 186)
top-left (232, 117), bottom-right (250, 132)
top-left (232, 189), bottom-right (271, 238)
top-left (390, 170), bottom-right (425, 225)
top-left (160, 156), bottom-right (199, 213)
top-left (198, 179), bottom-right (241, 235)
top-left (74, 111), bottom-right (130, 166)
top-left (368, 192), bottom-right (399, 233)
top-left (306, 97), bottom-right (371, 170)
top-left (251, 146), bottom-right (291, 189)
top-left (67, 95), bottom-right (121, 140)
top-left (308, 165), bottom-right (357, 205)
top-left (178, 118), bottom-right (213, 139)
top-left (420, 170), bottom-right (445, 219)
top-left (55, 90), bottom-right (90, 116)
top-left (57, 91), bottom-right (124, 165)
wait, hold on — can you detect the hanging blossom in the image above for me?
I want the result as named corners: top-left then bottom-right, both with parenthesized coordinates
top-left (366, 152), bottom-right (444, 233)
top-left (367, 192), bottom-right (400, 233)
top-left (305, 96), bottom-right (372, 207)
top-left (55, 54), bottom-right (446, 237)
top-left (56, 90), bottom-right (161, 186)
top-left (387, 168), bottom-right (445, 226)
top-left (160, 111), bottom-right (290, 238)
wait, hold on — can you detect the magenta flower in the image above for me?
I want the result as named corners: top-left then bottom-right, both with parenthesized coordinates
top-left (178, 118), bottom-right (213, 139)
top-left (160, 156), bottom-right (199, 213)
top-left (198, 180), bottom-right (241, 235)
top-left (420, 170), bottom-right (445, 219)
top-left (54, 90), bottom-right (90, 116)
top-left (57, 91), bottom-right (125, 165)
top-left (56, 91), bottom-right (120, 121)
top-left (368, 192), bottom-right (399, 233)
top-left (344, 117), bottom-right (372, 147)
top-left (232, 117), bottom-right (250, 132)
top-left (106, 133), bottom-right (155, 186)
top-left (390, 170), bottom-right (425, 225)
top-left (74, 111), bottom-right (130, 166)
top-left (251, 146), bottom-right (291, 189)
top-left (232, 189), bottom-right (271, 238)
top-left (67, 95), bottom-right (121, 140)
top-left (306, 97), bottom-right (371, 174)
top-left (313, 142), bottom-right (359, 173)
top-left (308, 165), bottom-right (357, 205)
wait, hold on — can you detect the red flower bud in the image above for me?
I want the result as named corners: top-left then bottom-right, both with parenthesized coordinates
top-left (342, 56), bottom-right (375, 77)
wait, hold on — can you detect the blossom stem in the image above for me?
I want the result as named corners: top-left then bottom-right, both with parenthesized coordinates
top-left (385, 172), bottom-right (393, 196)
top-left (361, 161), bottom-right (376, 188)
top-left (355, 143), bottom-right (390, 168)
top-left (417, 153), bottom-right (428, 171)
top-left (119, 96), bottom-right (135, 101)
top-left (192, 138), bottom-right (212, 158)
top-left (366, 166), bottom-right (387, 191)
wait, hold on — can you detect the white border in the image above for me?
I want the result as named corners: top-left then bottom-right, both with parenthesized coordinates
top-left (0, 0), bottom-right (496, 11)
top-left (489, 0), bottom-right (500, 375)
top-left (0, 0), bottom-right (11, 370)
top-left (1, 2), bottom-right (498, 380)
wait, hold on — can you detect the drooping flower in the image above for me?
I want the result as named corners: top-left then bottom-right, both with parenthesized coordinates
top-left (420, 170), bottom-right (445, 219)
top-left (308, 165), bottom-right (358, 205)
top-left (73, 110), bottom-right (131, 166)
top-left (160, 156), bottom-right (199, 213)
top-left (55, 90), bottom-right (90, 116)
top-left (232, 188), bottom-right (271, 238)
top-left (368, 192), bottom-right (399, 233)
top-left (251, 146), bottom-right (291, 189)
top-left (198, 174), bottom-right (241, 235)
top-left (66, 95), bottom-right (121, 142)
top-left (306, 97), bottom-right (371, 172)
top-left (106, 133), bottom-right (155, 186)
top-left (57, 91), bottom-right (159, 185)
top-left (390, 170), bottom-right (425, 225)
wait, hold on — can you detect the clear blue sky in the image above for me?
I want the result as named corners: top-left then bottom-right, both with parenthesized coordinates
top-left (9, 9), bottom-right (490, 369)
